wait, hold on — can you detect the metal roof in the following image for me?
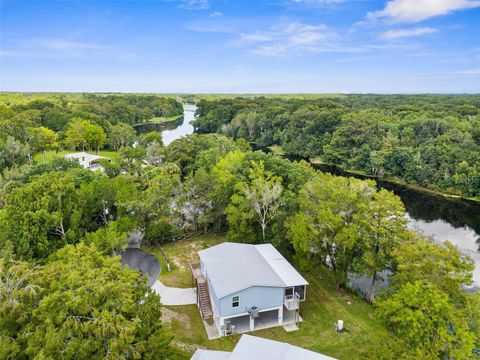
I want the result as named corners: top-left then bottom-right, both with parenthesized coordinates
top-left (191, 349), bottom-right (231, 360)
top-left (256, 244), bottom-right (308, 288)
top-left (64, 152), bottom-right (106, 162)
top-left (230, 335), bottom-right (337, 360)
top-left (198, 243), bottom-right (308, 298)
top-left (189, 335), bottom-right (337, 360)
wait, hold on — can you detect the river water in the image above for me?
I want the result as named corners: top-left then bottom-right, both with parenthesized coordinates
top-left (315, 164), bottom-right (480, 292)
top-left (136, 104), bottom-right (480, 291)
top-left (161, 104), bottom-right (196, 146)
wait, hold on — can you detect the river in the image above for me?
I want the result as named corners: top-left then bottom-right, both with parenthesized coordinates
top-left (161, 104), bottom-right (196, 146)
top-left (137, 104), bottom-right (480, 291)
top-left (315, 164), bottom-right (480, 292)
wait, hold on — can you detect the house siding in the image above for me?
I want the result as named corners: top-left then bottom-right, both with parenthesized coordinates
top-left (219, 286), bottom-right (284, 318)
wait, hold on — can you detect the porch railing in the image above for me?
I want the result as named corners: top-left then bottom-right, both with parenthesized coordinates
top-left (284, 293), bottom-right (300, 310)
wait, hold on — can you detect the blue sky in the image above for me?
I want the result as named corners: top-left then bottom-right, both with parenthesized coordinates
top-left (1, 0), bottom-right (479, 93)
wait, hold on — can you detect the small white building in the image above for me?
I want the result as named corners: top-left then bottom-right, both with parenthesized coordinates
top-left (190, 242), bottom-right (308, 337)
top-left (64, 152), bottom-right (107, 170)
top-left (191, 334), bottom-right (337, 360)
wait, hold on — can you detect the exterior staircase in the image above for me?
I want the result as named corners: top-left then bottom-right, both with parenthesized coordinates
top-left (197, 276), bottom-right (213, 320)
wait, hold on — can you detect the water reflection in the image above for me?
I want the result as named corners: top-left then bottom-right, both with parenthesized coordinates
top-left (313, 163), bottom-right (480, 290)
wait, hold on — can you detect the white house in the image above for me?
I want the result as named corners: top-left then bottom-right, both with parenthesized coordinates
top-left (191, 334), bottom-right (336, 360)
top-left (190, 242), bottom-right (308, 337)
top-left (64, 152), bottom-right (108, 170)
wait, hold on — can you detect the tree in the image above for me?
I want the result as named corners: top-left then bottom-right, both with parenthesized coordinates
top-left (30, 126), bottom-right (57, 163)
top-left (391, 237), bottom-right (474, 301)
top-left (377, 281), bottom-right (476, 359)
top-left (0, 244), bottom-right (177, 359)
top-left (65, 118), bottom-right (105, 153)
top-left (286, 173), bottom-right (376, 288)
top-left (84, 220), bottom-right (128, 256)
top-left (353, 188), bottom-right (408, 303)
top-left (226, 160), bottom-right (283, 242)
top-left (141, 131), bottom-right (163, 146)
top-left (4, 171), bottom-right (82, 258)
top-left (243, 161), bottom-right (283, 241)
top-left (109, 123), bottom-right (137, 150)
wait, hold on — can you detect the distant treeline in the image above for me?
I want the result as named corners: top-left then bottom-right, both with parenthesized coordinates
top-left (193, 95), bottom-right (480, 197)
top-left (0, 93), bottom-right (184, 171)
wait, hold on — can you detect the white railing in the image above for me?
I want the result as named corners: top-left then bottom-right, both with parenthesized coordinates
top-left (284, 293), bottom-right (300, 310)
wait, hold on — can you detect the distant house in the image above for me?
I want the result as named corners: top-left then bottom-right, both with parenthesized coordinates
top-left (191, 334), bottom-right (336, 360)
top-left (64, 152), bottom-right (108, 170)
top-left (190, 242), bottom-right (308, 337)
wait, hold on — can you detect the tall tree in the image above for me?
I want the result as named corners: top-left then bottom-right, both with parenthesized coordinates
top-left (3, 171), bottom-right (82, 258)
top-left (0, 244), bottom-right (178, 360)
top-left (377, 281), bottom-right (476, 359)
top-left (109, 123), bottom-right (137, 150)
top-left (353, 188), bottom-right (408, 303)
top-left (286, 173), bottom-right (376, 288)
top-left (30, 126), bottom-right (57, 163)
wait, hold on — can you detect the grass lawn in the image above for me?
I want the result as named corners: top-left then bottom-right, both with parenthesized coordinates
top-left (147, 114), bottom-right (183, 124)
top-left (144, 235), bottom-right (389, 359)
top-left (33, 149), bottom-right (120, 164)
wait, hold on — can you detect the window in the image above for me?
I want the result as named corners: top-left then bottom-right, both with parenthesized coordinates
top-left (232, 296), bottom-right (239, 307)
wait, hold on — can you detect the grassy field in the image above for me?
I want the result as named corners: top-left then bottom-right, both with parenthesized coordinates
top-left (33, 149), bottom-right (120, 164)
top-left (146, 114), bottom-right (183, 124)
top-left (144, 235), bottom-right (389, 359)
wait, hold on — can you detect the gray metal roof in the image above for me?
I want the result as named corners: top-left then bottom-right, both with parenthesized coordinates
top-left (198, 243), bottom-right (308, 298)
top-left (190, 349), bottom-right (231, 360)
top-left (231, 335), bottom-right (337, 360)
top-left (189, 335), bottom-right (337, 360)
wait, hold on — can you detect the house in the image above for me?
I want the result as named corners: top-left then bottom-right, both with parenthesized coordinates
top-left (64, 152), bottom-right (107, 170)
top-left (190, 242), bottom-right (308, 337)
top-left (191, 334), bottom-right (336, 360)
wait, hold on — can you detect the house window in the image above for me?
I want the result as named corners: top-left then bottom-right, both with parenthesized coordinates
top-left (232, 296), bottom-right (239, 307)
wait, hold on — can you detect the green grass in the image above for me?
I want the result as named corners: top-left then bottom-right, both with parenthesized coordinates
top-left (33, 150), bottom-right (120, 164)
top-left (143, 234), bottom-right (225, 288)
top-left (146, 114), bottom-right (183, 124)
top-left (145, 235), bottom-right (389, 359)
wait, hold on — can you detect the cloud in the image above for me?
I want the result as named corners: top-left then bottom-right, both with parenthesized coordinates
top-left (1, 37), bottom-right (118, 60)
top-left (292, 0), bottom-right (346, 4)
top-left (379, 27), bottom-right (439, 39)
top-left (209, 11), bottom-right (223, 17)
top-left (236, 22), bottom-right (334, 57)
top-left (180, 0), bottom-right (209, 10)
top-left (26, 38), bottom-right (103, 51)
top-left (368, 0), bottom-right (480, 23)
top-left (456, 68), bottom-right (480, 75)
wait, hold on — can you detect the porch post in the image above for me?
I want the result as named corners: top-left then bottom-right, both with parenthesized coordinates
top-left (249, 316), bottom-right (255, 331)
top-left (278, 306), bottom-right (283, 325)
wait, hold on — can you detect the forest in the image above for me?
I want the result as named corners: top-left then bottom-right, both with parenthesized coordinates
top-left (193, 95), bottom-right (480, 198)
top-left (0, 93), bottom-right (479, 359)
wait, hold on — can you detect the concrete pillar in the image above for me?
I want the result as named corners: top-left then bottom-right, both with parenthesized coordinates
top-left (278, 306), bottom-right (283, 325)
top-left (219, 317), bottom-right (225, 336)
top-left (249, 315), bottom-right (255, 331)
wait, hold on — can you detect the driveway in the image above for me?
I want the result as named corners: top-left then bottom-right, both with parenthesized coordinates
top-left (152, 280), bottom-right (197, 305)
top-left (120, 248), bottom-right (160, 287)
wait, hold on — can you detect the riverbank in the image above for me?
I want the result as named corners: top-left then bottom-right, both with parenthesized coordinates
top-left (145, 114), bottom-right (183, 124)
top-left (309, 158), bottom-right (480, 205)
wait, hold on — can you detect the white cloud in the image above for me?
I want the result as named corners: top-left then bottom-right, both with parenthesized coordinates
top-left (237, 22), bottom-right (333, 57)
top-left (368, 0), bottom-right (480, 23)
top-left (1, 38), bottom-right (118, 60)
top-left (456, 68), bottom-right (480, 75)
top-left (209, 11), bottom-right (223, 17)
top-left (180, 0), bottom-right (209, 10)
top-left (292, 0), bottom-right (346, 4)
top-left (379, 27), bottom-right (439, 39)
top-left (26, 38), bottom-right (103, 51)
